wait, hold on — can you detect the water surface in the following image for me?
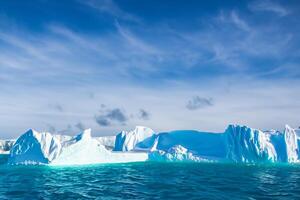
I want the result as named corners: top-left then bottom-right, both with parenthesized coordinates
top-left (0, 158), bottom-right (300, 199)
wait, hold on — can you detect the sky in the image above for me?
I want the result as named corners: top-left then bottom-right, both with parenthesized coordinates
top-left (0, 0), bottom-right (300, 138)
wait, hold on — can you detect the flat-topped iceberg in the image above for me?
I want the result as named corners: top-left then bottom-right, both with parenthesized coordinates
top-left (5, 124), bottom-right (300, 165)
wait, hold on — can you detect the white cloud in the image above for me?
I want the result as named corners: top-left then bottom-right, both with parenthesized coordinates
top-left (0, 5), bottom-right (299, 138)
top-left (249, 0), bottom-right (290, 16)
top-left (80, 0), bottom-right (141, 22)
top-left (230, 11), bottom-right (251, 31)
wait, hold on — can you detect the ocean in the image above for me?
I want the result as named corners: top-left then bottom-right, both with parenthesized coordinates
top-left (1, 156), bottom-right (300, 200)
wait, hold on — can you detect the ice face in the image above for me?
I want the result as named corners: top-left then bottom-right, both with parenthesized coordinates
top-left (8, 129), bottom-right (62, 165)
top-left (114, 126), bottom-right (156, 151)
top-left (224, 125), bottom-right (277, 163)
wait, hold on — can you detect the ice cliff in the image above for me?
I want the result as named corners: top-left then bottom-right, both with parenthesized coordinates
top-left (115, 125), bottom-right (300, 163)
top-left (114, 126), bottom-right (156, 151)
top-left (5, 124), bottom-right (300, 165)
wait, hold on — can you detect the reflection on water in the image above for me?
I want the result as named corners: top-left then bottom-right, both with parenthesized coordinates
top-left (0, 162), bottom-right (300, 199)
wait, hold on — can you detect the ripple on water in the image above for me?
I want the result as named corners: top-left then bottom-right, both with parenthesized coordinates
top-left (0, 162), bottom-right (300, 199)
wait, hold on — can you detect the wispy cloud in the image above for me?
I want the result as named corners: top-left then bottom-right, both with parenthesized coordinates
top-left (230, 11), bottom-right (251, 31)
top-left (248, 0), bottom-right (290, 17)
top-left (0, 0), bottom-right (299, 137)
top-left (80, 0), bottom-right (141, 22)
top-left (115, 21), bottom-right (161, 56)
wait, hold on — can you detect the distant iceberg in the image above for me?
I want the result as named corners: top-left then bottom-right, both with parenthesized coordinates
top-left (0, 139), bottom-right (15, 154)
top-left (4, 124), bottom-right (300, 165)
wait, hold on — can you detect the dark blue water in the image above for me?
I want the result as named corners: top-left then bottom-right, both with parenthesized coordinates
top-left (1, 157), bottom-right (300, 199)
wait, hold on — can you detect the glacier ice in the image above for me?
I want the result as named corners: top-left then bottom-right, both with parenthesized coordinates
top-left (8, 129), bottom-right (147, 165)
top-left (114, 126), bottom-right (156, 151)
top-left (224, 125), bottom-right (277, 163)
top-left (51, 129), bottom-right (147, 166)
top-left (8, 129), bottom-right (62, 165)
top-left (4, 124), bottom-right (300, 165)
top-left (115, 125), bottom-right (300, 163)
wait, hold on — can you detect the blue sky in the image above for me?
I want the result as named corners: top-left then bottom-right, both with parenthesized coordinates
top-left (0, 0), bottom-right (299, 138)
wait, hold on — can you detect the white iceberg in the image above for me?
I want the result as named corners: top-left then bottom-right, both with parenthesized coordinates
top-left (116, 125), bottom-right (300, 163)
top-left (8, 129), bottom-right (148, 165)
top-left (6, 124), bottom-right (300, 165)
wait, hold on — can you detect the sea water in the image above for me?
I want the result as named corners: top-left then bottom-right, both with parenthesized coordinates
top-left (0, 156), bottom-right (300, 199)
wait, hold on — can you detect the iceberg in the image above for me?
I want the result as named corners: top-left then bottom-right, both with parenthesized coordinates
top-left (8, 129), bottom-right (147, 165)
top-left (116, 125), bottom-right (300, 163)
top-left (5, 124), bottom-right (300, 165)
top-left (0, 135), bottom-right (115, 155)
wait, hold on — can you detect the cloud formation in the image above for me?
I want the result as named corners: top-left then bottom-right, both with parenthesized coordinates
top-left (248, 0), bottom-right (290, 16)
top-left (186, 96), bottom-right (214, 110)
top-left (95, 107), bottom-right (128, 127)
top-left (0, 0), bottom-right (299, 137)
top-left (81, 0), bottom-right (140, 22)
top-left (48, 103), bottom-right (64, 112)
top-left (138, 109), bottom-right (150, 120)
top-left (95, 106), bottom-right (151, 127)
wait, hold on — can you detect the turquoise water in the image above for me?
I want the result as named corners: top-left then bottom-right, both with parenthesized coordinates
top-left (1, 158), bottom-right (300, 199)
